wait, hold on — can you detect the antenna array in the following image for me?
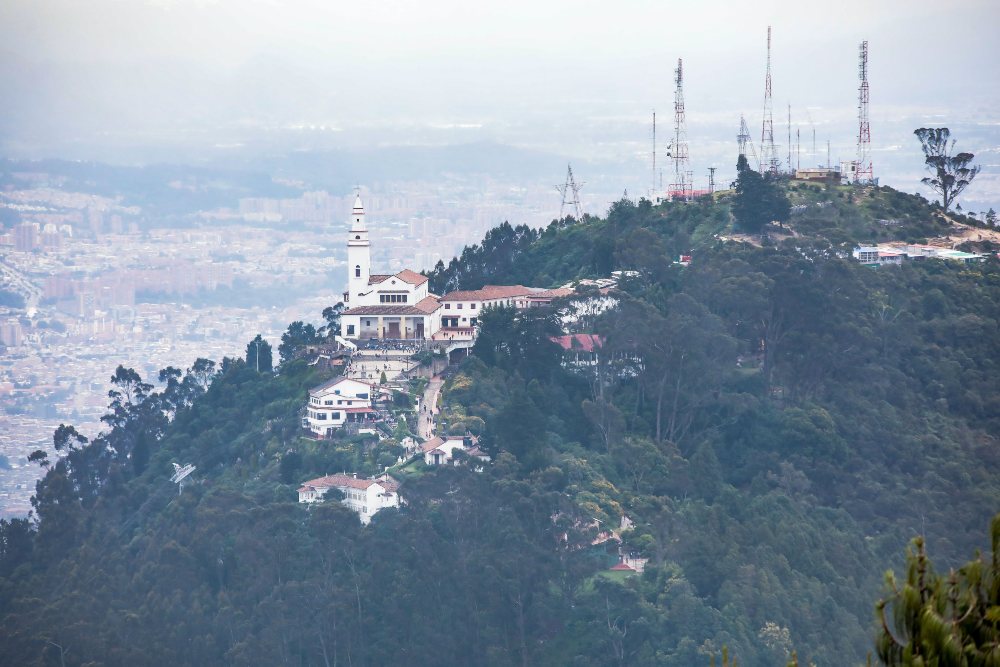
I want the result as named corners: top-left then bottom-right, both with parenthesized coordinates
top-left (855, 40), bottom-right (874, 184)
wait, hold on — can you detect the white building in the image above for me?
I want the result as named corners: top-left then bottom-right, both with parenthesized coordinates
top-left (419, 435), bottom-right (489, 466)
top-left (297, 473), bottom-right (400, 524)
top-left (436, 285), bottom-right (574, 332)
top-left (303, 376), bottom-right (378, 437)
top-left (853, 243), bottom-right (984, 266)
top-left (340, 195), bottom-right (444, 340)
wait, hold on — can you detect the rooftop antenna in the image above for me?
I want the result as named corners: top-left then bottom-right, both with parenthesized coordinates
top-left (796, 128), bottom-right (801, 171)
top-left (170, 462), bottom-right (196, 495)
top-left (787, 103), bottom-right (793, 173)
top-left (760, 26), bottom-right (779, 176)
top-left (856, 40), bottom-right (874, 184)
top-left (556, 164), bottom-right (584, 220)
top-left (669, 58), bottom-right (693, 201)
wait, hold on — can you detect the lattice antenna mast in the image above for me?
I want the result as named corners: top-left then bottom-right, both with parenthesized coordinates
top-left (738, 115), bottom-right (759, 170)
top-left (708, 167), bottom-right (717, 194)
top-left (651, 109), bottom-right (657, 197)
top-left (556, 164), bottom-right (584, 220)
top-left (669, 58), bottom-right (692, 201)
top-left (787, 103), bottom-right (793, 173)
top-left (856, 40), bottom-right (874, 184)
top-left (760, 26), bottom-right (779, 176)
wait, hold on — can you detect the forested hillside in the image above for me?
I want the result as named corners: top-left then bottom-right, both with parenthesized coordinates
top-left (1, 182), bottom-right (997, 666)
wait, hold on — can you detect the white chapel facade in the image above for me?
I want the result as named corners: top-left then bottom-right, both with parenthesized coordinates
top-left (340, 195), bottom-right (444, 341)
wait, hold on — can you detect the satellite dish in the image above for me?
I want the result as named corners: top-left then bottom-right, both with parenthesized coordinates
top-left (170, 462), bottom-right (196, 494)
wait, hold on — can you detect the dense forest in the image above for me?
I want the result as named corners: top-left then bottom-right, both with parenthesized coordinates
top-left (1, 181), bottom-right (998, 666)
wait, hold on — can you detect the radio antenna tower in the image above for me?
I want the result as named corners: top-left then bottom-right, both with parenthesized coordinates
top-left (708, 167), bottom-right (717, 194)
top-left (760, 26), bottom-right (779, 176)
top-left (669, 58), bottom-right (693, 201)
top-left (856, 40), bottom-right (874, 184)
top-left (556, 164), bottom-right (584, 220)
top-left (651, 109), bottom-right (657, 197)
top-left (737, 115), bottom-right (759, 170)
top-left (787, 103), bottom-right (793, 173)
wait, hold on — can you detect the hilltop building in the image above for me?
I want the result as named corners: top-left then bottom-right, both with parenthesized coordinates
top-left (340, 195), bottom-right (444, 340)
top-left (303, 376), bottom-right (379, 437)
top-left (297, 473), bottom-right (400, 524)
top-left (853, 243), bottom-right (984, 266)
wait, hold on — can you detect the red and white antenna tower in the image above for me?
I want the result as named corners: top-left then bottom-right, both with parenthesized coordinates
top-left (669, 58), bottom-right (693, 201)
top-left (856, 40), bottom-right (874, 184)
top-left (760, 26), bottom-right (779, 176)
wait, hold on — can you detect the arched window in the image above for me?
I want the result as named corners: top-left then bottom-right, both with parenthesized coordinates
top-left (355, 265), bottom-right (361, 278)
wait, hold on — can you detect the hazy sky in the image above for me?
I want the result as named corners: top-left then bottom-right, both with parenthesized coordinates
top-left (1, 0), bottom-right (998, 204)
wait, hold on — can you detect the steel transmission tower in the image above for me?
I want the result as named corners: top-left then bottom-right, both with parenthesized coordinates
top-left (556, 164), bottom-right (584, 220)
top-left (669, 58), bottom-right (693, 201)
top-left (737, 114), bottom-right (759, 170)
top-left (760, 26), bottom-right (779, 176)
top-left (856, 40), bottom-right (874, 184)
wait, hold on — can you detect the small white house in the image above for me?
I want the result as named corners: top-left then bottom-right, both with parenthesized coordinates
top-left (419, 435), bottom-right (489, 466)
top-left (304, 376), bottom-right (378, 437)
top-left (297, 473), bottom-right (400, 524)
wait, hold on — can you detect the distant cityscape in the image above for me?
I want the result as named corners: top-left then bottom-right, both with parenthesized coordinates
top-left (0, 167), bottom-right (610, 516)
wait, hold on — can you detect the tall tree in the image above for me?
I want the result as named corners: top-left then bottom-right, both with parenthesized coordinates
top-left (245, 334), bottom-right (273, 373)
top-left (732, 160), bottom-right (790, 233)
top-left (914, 127), bottom-right (980, 211)
top-left (278, 321), bottom-right (320, 363)
top-left (322, 302), bottom-right (345, 339)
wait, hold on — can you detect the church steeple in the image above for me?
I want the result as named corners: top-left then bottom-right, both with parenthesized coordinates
top-left (346, 193), bottom-right (371, 304)
top-left (351, 194), bottom-right (366, 231)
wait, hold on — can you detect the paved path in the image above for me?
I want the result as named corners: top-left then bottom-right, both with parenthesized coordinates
top-left (418, 375), bottom-right (444, 441)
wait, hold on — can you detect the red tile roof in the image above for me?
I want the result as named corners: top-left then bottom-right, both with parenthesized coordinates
top-left (529, 288), bottom-right (575, 299)
top-left (610, 562), bottom-right (635, 571)
top-left (395, 269), bottom-right (428, 285)
top-left (440, 285), bottom-right (536, 302)
top-left (310, 376), bottom-right (376, 394)
top-left (300, 474), bottom-right (380, 491)
top-left (368, 274), bottom-right (391, 285)
top-left (550, 334), bottom-right (605, 353)
top-left (343, 295), bottom-right (441, 316)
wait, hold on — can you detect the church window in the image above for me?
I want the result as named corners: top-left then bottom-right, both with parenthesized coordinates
top-left (355, 265), bottom-right (361, 278)
top-left (355, 235), bottom-right (361, 240)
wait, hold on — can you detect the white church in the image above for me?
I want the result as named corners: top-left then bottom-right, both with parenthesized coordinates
top-left (339, 195), bottom-right (445, 340)
top-left (338, 195), bottom-right (579, 343)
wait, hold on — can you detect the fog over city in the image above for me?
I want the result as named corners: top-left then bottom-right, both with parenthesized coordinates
top-left (0, 0), bottom-right (998, 514)
top-left (1, 0), bottom-right (999, 203)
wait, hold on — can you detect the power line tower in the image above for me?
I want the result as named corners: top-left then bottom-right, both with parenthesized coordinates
top-left (668, 58), bottom-right (693, 201)
top-left (737, 114), bottom-right (759, 170)
top-left (856, 40), bottom-right (874, 184)
top-left (556, 163), bottom-right (584, 220)
top-left (760, 26), bottom-right (779, 176)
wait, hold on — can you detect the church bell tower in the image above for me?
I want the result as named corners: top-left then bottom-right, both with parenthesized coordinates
top-left (346, 194), bottom-right (370, 303)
